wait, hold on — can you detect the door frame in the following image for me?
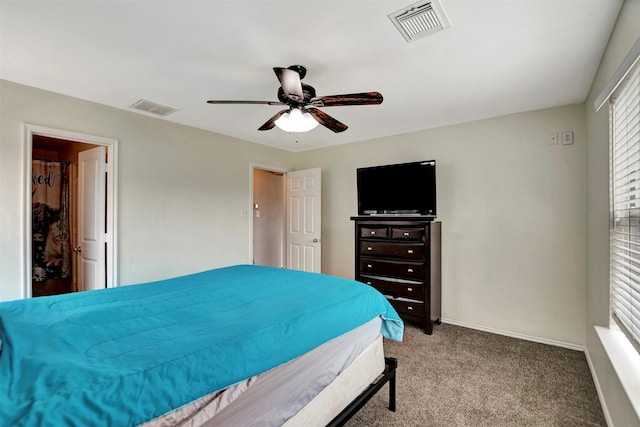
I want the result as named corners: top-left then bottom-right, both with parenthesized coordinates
top-left (22, 123), bottom-right (118, 298)
top-left (249, 163), bottom-right (287, 266)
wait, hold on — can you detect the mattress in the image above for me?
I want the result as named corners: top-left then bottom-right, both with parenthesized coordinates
top-left (0, 265), bottom-right (403, 426)
top-left (285, 330), bottom-right (385, 426)
top-left (146, 317), bottom-right (383, 427)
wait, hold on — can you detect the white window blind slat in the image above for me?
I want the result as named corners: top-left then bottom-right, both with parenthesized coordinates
top-left (613, 240), bottom-right (640, 258)
top-left (612, 260), bottom-right (640, 284)
top-left (610, 61), bottom-right (640, 353)
top-left (611, 271), bottom-right (640, 296)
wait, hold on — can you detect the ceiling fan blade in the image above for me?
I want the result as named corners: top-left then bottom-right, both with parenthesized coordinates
top-left (258, 109), bottom-right (289, 131)
top-left (310, 92), bottom-right (383, 107)
top-left (274, 67), bottom-right (304, 102)
top-left (207, 100), bottom-right (284, 105)
top-left (305, 108), bottom-right (348, 133)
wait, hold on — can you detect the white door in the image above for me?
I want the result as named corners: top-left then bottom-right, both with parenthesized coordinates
top-left (286, 168), bottom-right (321, 273)
top-left (77, 146), bottom-right (106, 291)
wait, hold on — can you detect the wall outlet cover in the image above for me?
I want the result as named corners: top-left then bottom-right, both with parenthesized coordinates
top-left (562, 131), bottom-right (574, 145)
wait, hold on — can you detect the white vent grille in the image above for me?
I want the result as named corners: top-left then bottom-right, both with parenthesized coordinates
top-left (389, 0), bottom-right (451, 42)
top-left (130, 99), bottom-right (178, 116)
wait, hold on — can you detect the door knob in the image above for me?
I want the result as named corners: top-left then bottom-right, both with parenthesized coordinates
top-left (313, 238), bottom-right (321, 243)
top-left (73, 247), bottom-right (82, 253)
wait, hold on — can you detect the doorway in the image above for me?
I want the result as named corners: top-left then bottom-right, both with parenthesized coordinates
top-left (24, 124), bottom-right (118, 299)
top-left (32, 135), bottom-right (94, 296)
top-left (252, 167), bottom-right (285, 267)
top-left (250, 165), bottom-right (322, 273)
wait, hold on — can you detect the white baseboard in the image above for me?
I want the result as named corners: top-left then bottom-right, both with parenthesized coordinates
top-left (584, 346), bottom-right (613, 427)
top-left (440, 317), bottom-right (585, 351)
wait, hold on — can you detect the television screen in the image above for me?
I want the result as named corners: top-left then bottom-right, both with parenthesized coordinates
top-left (357, 160), bottom-right (436, 217)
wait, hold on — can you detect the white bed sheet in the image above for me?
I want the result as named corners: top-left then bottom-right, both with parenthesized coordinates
top-left (144, 317), bottom-right (383, 427)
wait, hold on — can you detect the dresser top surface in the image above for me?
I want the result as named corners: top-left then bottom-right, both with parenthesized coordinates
top-left (351, 216), bottom-right (438, 222)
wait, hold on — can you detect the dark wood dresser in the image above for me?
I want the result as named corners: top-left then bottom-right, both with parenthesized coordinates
top-left (351, 217), bottom-right (441, 334)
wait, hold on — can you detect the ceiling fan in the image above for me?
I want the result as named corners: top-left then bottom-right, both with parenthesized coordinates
top-left (206, 65), bottom-right (383, 133)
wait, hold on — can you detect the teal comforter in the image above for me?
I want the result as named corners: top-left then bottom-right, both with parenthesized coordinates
top-left (0, 265), bottom-right (403, 426)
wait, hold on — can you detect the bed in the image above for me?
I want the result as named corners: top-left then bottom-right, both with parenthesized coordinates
top-left (0, 264), bottom-right (403, 426)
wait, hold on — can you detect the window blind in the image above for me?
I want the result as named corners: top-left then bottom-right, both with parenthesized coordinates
top-left (611, 62), bottom-right (640, 352)
top-left (595, 37), bottom-right (640, 112)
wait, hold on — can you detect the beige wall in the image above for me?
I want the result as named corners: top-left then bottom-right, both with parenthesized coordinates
top-left (0, 80), bottom-right (295, 301)
top-left (295, 105), bottom-right (587, 347)
top-left (586, 0), bottom-right (640, 425)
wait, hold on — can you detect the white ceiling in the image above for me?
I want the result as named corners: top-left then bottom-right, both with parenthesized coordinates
top-left (0, 0), bottom-right (623, 152)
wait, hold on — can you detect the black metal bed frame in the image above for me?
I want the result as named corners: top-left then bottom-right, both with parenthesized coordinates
top-left (326, 357), bottom-right (398, 427)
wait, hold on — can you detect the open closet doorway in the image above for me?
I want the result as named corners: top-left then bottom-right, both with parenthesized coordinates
top-left (24, 124), bottom-right (117, 299)
top-left (252, 167), bottom-right (285, 268)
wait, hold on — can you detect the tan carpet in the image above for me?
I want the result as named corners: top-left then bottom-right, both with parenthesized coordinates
top-left (346, 323), bottom-right (606, 427)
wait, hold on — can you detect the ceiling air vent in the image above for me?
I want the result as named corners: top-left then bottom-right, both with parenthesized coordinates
top-left (388, 0), bottom-right (451, 43)
top-left (130, 99), bottom-right (178, 116)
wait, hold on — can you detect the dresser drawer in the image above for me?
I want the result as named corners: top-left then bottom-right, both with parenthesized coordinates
top-left (390, 226), bottom-right (426, 240)
top-left (359, 275), bottom-right (423, 300)
top-left (360, 258), bottom-right (424, 280)
top-left (359, 241), bottom-right (424, 260)
top-left (388, 299), bottom-right (425, 317)
top-left (359, 226), bottom-right (389, 239)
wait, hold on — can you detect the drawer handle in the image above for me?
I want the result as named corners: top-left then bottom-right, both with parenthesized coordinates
top-left (403, 232), bottom-right (410, 236)
top-left (407, 268), bottom-right (414, 273)
top-left (408, 306), bottom-right (413, 311)
top-left (366, 281), bottom-right (372, 285)
top-left (370, 231), bottom-right (376, 235)
top-left (367, 264), bottom-right (372, 268)
top-left (367, 247), bottom-right (373, 251)
top-left (408, 287), bottom-right (413, 292)
top-left (407, 249), bottom-right (414, 254)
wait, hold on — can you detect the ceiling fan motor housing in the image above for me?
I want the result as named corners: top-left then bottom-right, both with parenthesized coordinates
top-left (277, 84), bottom-right (317, 105)
top-left (287, 65), bottom-right (307, 79)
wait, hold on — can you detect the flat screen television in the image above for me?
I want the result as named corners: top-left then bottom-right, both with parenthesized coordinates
top-left (357, 160), bottom-right (436, 217)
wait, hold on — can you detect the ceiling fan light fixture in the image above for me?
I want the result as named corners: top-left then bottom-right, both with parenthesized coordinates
top-left (274, 108), bottom-right (319, 133)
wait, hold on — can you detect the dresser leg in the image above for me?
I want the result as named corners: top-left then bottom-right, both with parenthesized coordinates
top-left (424, 320), bottom-right (434, 335)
